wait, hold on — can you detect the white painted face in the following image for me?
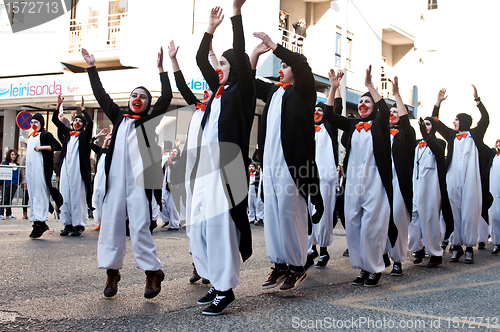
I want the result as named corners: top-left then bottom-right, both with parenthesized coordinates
top-left (495, 139), bottom-right (500, 150)
top-left (424, 120), bottom-right (433, 134)
top-left (314, 107), bottom-right (324, 123)
top-left (216, 56), bottom-right (231, 85)
top-left (453, 117), bottom-right (460, 131)
top-left (72, 118), bottom-right (84, 131)
top-left (390, 108), bottom-right (399, 124)
top-left (358, 95), bottom-right (374, 119)
top-left (129, 88), bottom-right (149, 114)
top-left (30, 119), bottom-right (41, 132)
top-left (279, 62), bottom-right (294, 84)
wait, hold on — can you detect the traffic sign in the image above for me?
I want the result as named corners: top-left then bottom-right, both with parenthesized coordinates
top-left (16, 111), bottom-right (32, 130)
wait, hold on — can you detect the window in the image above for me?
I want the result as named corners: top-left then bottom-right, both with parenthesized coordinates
top-left (427, 0), bottom-right (438, 10)
top-left (335, 32), bottom-right (341, 66)
top-left (346, 36), bottom-right (353, 71)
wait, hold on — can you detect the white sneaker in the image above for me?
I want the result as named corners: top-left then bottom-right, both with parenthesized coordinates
top-left (6, 215), bottom-right (16, 219)
top-left (0, 215), bottom-right (5, 220)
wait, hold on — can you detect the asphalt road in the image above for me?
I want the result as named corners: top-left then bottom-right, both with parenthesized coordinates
top-left (2, 211), bottom-right (500, 331)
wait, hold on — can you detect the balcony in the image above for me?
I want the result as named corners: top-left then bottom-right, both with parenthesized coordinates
top-left (278, 27), bottom-right (304, 54)
top-left (68, 13), bottom-right (127, 53)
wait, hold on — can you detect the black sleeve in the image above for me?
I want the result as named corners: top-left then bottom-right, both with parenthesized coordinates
top-left (474, 101), bottom-right (489, 139)
top-left (196, 33), bottom-right (220, 93)
top-left (231, 15), bottom-right (255, 106)
top-left (324, 104), bottom-right (351, 132)
top-left (376, 99), bottom-right (390, 132)
top-left (83, 109), bottom-right (93, 143)
top-left (174, 70), bottom-right (200, 106)
top-left (149, 72), bottom-right (173, 119)
top-left (45, 132), bottom-right (61, 152)
top-left (87, 66), bottom-right (122, 122)
top-left (334, 97), bottom-right (343, 115)
top-left (273, 44), bottom-right (316, 101)
top-left (426, 136), bottom-right (445, 157)
top-left (254, 77), bottom-right (274, 102)
top-left (399, 114), bottom-right (416, 151)
top-left (431, 105), bottom-right (455, 141)
top-left (90, 143), bottom-right (102, 155)
top-left (51, 109), bottom-right (68, 140)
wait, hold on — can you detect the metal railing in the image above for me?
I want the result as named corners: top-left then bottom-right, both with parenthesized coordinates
top-left (68, 13), bottom-right (127, 53)
top-left (0, 164), bottom-right (27, 210)
top-left (278, 27), bottom-right (304, 54)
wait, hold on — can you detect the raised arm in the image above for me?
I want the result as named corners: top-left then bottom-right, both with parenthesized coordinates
top-left (251, 42), bottom-right (274, 102)
top-left (431, 88), bottom-right (455, 140)
top-left (231, 1), bottom-right (255, 105)
top-left (82, 48), bottom-right (121, 121)
top-left (150, 47), bottom-right (173, 119)
top-left (324, 69), bottom-right (350, 131)
top-left (472, 84), bottom-right (489, 138)
top-left (52, 94), bottom-right (69, 135)
top-left (209, 41), bottom-right (218, 69)
top-left (392, 76), bottom-right (415, 147)
top-left (169, 40), bottom-right (199, 106)
top-left (196, 7), bottom-right (224, 93)
top-left (365, 65), bottom-right (389, 129)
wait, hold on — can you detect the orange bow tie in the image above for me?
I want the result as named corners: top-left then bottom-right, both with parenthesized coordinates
top-left (433, 116), bottom-right (439, 123)
top-left (497, 151), bottom-right (500, 156)
top-left (390, 129), bottom-right (399, 136)
top-left (418, 141), bottom-right (427, 148)
top-left (456, 133), bottom-right (468, 140)
top-left (70, 131), bottom-right (80, 137)
top-left (215, 85), bottom-right (224, 98)
top-left (315, 125), bottom-right (321, 133)
top-left (196, 102), bottom-right (206, 111)
top-left (123, 113), bottom-right (141, 119)
top-left (250, 172), bottom-right (255, 176)
top-left (31, 132), bottom-right (39, 137)
top-left (276, 83), bottom-right (292, 90)
top-left (355, 122), bottom-right (372, 132)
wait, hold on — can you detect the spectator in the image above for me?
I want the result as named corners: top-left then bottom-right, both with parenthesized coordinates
top-left (1, 149), bottom-right (22, 219)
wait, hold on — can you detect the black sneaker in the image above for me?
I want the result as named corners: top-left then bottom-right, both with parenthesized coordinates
top-left (426, 256), bottom-right (442, 268)
top-left (202, 278), bottom-right (210, 285)
top-left (198, 286), bottom-right (217, 305)
top-left (189, 263), bottom-right (201, 283)
top-left (71, 225), bottom-right (85, 236)
top-left (343, 248), bottom-right (349, 257)
top-left (492, 245), bottom-right (500, 255)
top-left (390, 262), bottom-right (403, 276)
top-left (449, 247), bottom-right (464, 263)
top-left (413, 248), bottom-right (426, 264)
top-left (316, 253), bottom-right (330, 269)
top-left (60, 225), bottom-right (73, 236)
top-left (254, 219), bottom-right (264, 226)
top-left (364, 272), bottom-right (382, 287)
top-left (441, 241), bottom-right (449, 251)
top-left (304, 249), bottom-right (318, 272)
top-left (104, 269), bottom-right (120, 297)
top-left (352, 270), bottom-right (369, 285)
top-left (202, 290), bottom-right (235, 316)
top-left (464, 251), bottom-right (474, 264)
top-left (262, 267), bottom-right (288, 289)
top-left (383, 253), bottom-right (391, 268)
top-left (478, 242), bottom-right (486, 250)
top-left (149, 220), bottom-right (158, 234)
top-left (279, 270), bottom-right (307, 292)
top-left (29, 221), bottom-right (49, 239)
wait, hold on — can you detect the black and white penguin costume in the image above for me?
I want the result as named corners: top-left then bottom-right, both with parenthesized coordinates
top-left (90, 141), bottom-right (107, 227)
top-left (432, 102), bottom-right (492, 250)
top-left (489, 146), bottom-right (500, 247)
top-left (247, 163), bottom-right (264, 223)
top-left (307, 102), bottom-right (338, 256)
top-left (324, 94), bottom-right (397, 274)
top-left (26, 113), bottom-right (63, 223)
top-left (161, 154), bottom-right (180, 230)
top-left (52, 109), bottom-right (93, 231)
top-left (87, 66), bottom-right (172, 271)
top-left (408, 117), bottom-right (454, 257)
top-left (256, 45), bottom-right (323, 273)
top-left (385, 111), bottom-right (415, 265)
top-left (189, 14), bottom-right (255, 292)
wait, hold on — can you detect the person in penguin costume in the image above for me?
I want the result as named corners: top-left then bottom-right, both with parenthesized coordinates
top-left (190, 1), bottom-right (256, 315)
top-left (250, 31), bottom-right (324, 292)
top-left (489, 139), bottom-right (500, 255)
top-left (52, 95), bottom-right (93, 237)
top-left (323, 67), bottom-right (398, 287)
top-left (408, 102), bottom-right (454, 268)
top-left (81, 45), bottom-right (172, 299)
top-left (26, 113), bottom-right (63, 238)
top-left (381, 77), bottom-right (416, 276)
top-left (304, 98), bottom-right (340, 271)
top-left (432, 85), bottom-right (492, 264)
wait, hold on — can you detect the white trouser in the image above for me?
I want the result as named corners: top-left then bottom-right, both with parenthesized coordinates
top-left (247, 184), bottom-right (263, 221)
top-left (308, 172), bottom-right (337, 251)
top-left (160, 189), bottom-right (180, 229)
top-left (92, 156), bottom-right (106, 225)
top-left (478, 217), bottom-right (489, 243)
top-left (386, 174), bottom-right (410, 263)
